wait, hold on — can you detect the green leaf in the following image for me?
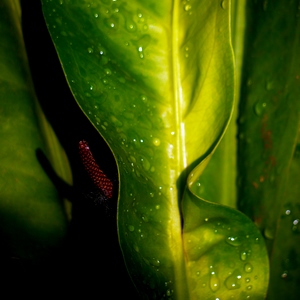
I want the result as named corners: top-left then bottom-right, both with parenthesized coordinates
top-left (0, 0), bottom-right (70, 260)
top-left (236, 1), bottom-right (300, 298)
top-left (41, 0), bottom-right (269, 298)
top-left (182, 187), bottom-right (269, 299)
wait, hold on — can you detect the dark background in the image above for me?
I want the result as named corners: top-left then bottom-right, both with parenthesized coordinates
top-left (1, 1), bottom-right (139, 298)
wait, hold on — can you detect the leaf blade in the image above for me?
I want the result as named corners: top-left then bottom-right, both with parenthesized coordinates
top-left (236, 1), bottom-right (300, 298)
top-left (41, 0), bottom-right (270, 298)
top-left (0, 0), bottom-right (70, 260)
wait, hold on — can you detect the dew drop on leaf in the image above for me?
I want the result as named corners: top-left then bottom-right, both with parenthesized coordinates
top-left (209, 270), bottom-right (220, 292)
top-left (141, 157), bottom-right (150, 171)
top-left (184, 4), bottom-right (192, 12)
top-left (140, 94), bottom-right (148, 102)
top-left (151, 258), bottom-right (161, 267)
top-left (104, 68), bottom-right (112, 75)
top-left (125, 20), bottom-right (137, 32)
top-left (244, 263), bottom-right (253, 273)
top-left (142, 215), bottom-right (149, 222)
top-left (226, 236), bottom-right (242, 247)
top-left (220, 0), bottom-right (227, 9)
top-left (128, 225), bottom-right (135, 232)
top-left (104, 17), bottom-right (118, 29)
top-left (254, 100), bottom-right (267, 116)
top-left (153, 138), bottom-right (161, 146)
top-left (240, 251), bottom-right (247, 261)
top-left (281, 271), bottom-right (288, 279)
top-left (225, 271), bottom-right (242, 290)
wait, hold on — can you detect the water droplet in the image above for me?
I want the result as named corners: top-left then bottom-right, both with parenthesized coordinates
top-left (94, 13), bottom-right (99, 18)
top-left (128, 225), bottom-right (135, 232)
top-left (292, 218), bottom-right (300, 232)
top-left (111, 115), bottom-right (123, 127)
top-left (140, 95), bottom-right (148, 102)
top-left (225, 272), bottom-right (242, 290)
top-left (151, 258), bottom-right (161, 267)
top-left (87, 47), bottom-right (94, 54)
top-left (104, 68), bottom-right (112, 75)
top-left (125, 20), bottom-right (137, 32)
top-left (209, 271), bottom-right (220, 292)
top-left (240, 251), bottom-right (247, 261)
top-left (247, 285), bottom-right (252, 290)
top-left (137, 46), bottom-right (144, 58)
top-left (244, 263), bottom-right (253, 273)
top-left (221, 0), bottom-right (227, 9)
top-left (129, 155), bottom-right (136, 163)
top-left (118, 77), bottom-right (126, 83)
top-left (254, 100), bottom-right (267, 116)
top-left (281, 271), bottom-right (288, 278)
top-left (184, 46), bottom-right (189, 57)
top-left (142, 215), bottom-right (149, 222)
top-left (104, 17), bottom-right (118, 29)
top-left (141, 157), bottom-right (150, 171)
top-left (153, 138), bottom-right (161, 146)
top-left (184, 4), bottom-right (192, 11)
top-left (226, 236), bottom-right (242, 247)
top-left (134, 34), bottom-right (151, 59)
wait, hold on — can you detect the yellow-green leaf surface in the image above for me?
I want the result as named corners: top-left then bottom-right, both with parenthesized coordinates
top-left (0, 0), bottom-right (69, 260)
top-left (41, 0), bottom-right (269, 298)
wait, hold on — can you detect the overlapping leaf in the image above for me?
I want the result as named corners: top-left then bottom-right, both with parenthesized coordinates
top-left (0, 0), bottom-right (70, 260)
top-left (236, 1), bottom-right (300, 298)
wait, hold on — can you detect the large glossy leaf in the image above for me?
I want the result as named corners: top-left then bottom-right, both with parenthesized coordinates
top-left (41, 0), bottom-right (269, 298)
top-left (0, 0), bottom-right (70, 260)
top-left (236, 1), bottom-right (300, 298)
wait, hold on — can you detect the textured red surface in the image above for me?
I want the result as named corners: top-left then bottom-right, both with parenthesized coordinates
top-left (79, 140), bottom-right (113, 199)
